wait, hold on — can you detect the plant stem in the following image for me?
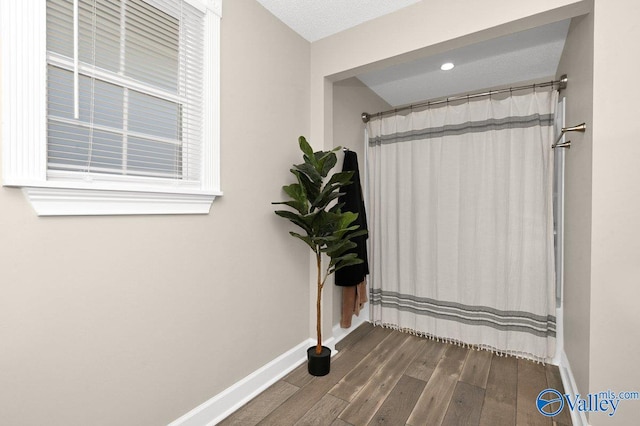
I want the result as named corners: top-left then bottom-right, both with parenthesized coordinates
top-left (316, 250), bottom-right (322, 355)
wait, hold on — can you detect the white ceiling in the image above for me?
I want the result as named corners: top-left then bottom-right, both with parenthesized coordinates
top-left (256, 1), bottom-right (571, 107)
top-left (255, 0), bottom-right (421, 42)
top-left (358, 20), bottom-right (571, 107)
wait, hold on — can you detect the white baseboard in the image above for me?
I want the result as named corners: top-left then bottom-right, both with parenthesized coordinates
top-left (168, 322), bottom-right (365, 426)
top-left (332, 316), bottom-right (369, 348)
top-left (168, 338), bottom-right (314, 426)
top-left (559, 349), bottom-right (590, 426)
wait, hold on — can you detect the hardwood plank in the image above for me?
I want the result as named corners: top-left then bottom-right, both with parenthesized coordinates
top-left (283, 337), bottom-right (360, 389)
top-left (459, 349), bottom-right (493, 389)
top-left (257, 347), bottom-right (364, 426)
top-left (329, 330), bottom-right (411, 402)
top-left (226, 329), bottom-right (561, 426)
top-left (335, 322), bottom-right (374, 352)
top-left (218, 380), bottom-right (299, 426)
top-left (283, 360), bottom-right (316, 388)
top-left (441, 381), bottom-right (485, 426)
top-left (338, 335), bottom-right (424, 425)
top-left (406, 344), bottom-right (469, 426)
top-left (479, 355), bottom-right (517, 426)
top-left (330, 419), bottom-right (354, 426)
top-left (347, 325), bottom-right (393, 355)
top-left (367, 375), bottom-right (426, 425)
top-left (293, 394), bottom-right (349, 426)
top-left (405, 338), bottom-right (447, 382)
top-left (545, 364), bottom-right (572, 426)
top-left (516, 359), bottom-right (552, 426)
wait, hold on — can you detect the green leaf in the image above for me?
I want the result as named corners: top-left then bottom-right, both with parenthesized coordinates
top-left (315, 151), bottom-right (337, 177)
top-left (332, 226), bottom-right (360, 241)
top-left (274, 210), bottom-right (311, 233)
top-left (298, 136), bottom-right (314, 158)
top-left (329, 254), bottom-right (364, 274)
top-left (277, 183), bottom-right (308, 214)
top-left (329, 202), bottom-right (346, 213)
top-left (327, 171), bottom-right (354, 186)
top-left (272, 200), bottom-right (307, 215)
top-left (283, 183), bottom-right (305, 202)
top-left (312, 191), bottom-right (341, 211)
top-left (331, 252), bottom-right (358, 265)
top-left (345, 229), bottom-right (368, 240)
top-left (324, 239), bottom-right (356, 258)
top-left (292, 170), bottom-right (320, 205)
top-left (339, 211), bottom-right (359, 229)
top-left (299, 136), bottom-right (318, 167)
top-left (293, 162), bottom-right (322, 184)
top-left (312, 172), bottom-right (351, 208)
top-left (289, 232), bottom-right (316, 250)
top-left (275, 137), bottom-right (367, 281)
top-left (313, 210), bottom-right (343, 236)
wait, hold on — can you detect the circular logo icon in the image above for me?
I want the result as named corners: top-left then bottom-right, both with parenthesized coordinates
top-left (537, 388), bottom-right (565, 417)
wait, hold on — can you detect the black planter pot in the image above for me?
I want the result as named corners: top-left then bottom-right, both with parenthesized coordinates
top-left (307, 346), bottom-right (331, 376)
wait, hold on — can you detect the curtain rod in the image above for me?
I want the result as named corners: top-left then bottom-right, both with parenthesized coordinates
top-left (362, 74), bottom-right (568, 123)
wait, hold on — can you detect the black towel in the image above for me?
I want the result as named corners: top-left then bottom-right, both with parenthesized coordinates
top-left (335, 150), bottom-right (369, 287)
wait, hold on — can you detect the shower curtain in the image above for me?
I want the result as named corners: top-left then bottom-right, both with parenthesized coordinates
top-left (367, 91), bottom-right (557, 361)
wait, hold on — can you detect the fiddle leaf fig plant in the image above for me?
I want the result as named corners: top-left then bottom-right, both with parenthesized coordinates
top-left (273, 136), bottom-right (367, 355)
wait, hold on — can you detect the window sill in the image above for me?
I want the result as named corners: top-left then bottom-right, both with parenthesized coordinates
top-left (17, 186), bottom-right (222, 216)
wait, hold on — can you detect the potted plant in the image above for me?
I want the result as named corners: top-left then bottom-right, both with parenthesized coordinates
top-left (273, 136), bottom-right (367, 376)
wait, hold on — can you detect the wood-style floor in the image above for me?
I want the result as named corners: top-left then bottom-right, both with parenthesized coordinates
top-left (219, 323), bottom-right (572, 425)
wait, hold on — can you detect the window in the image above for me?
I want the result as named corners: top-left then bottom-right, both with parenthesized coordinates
top-left (1, 0), bottom-right (222, 215)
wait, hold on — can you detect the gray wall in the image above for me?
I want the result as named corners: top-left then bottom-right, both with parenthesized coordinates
top-left (331, 77), bottom-right (391, 329)
top-left (4, 0), bottom-right (640, 424)
top-left (558, 5), bottom-right (640, 424)
top-left (556, 12), bottom-right (594, 398)
top-left (0, 1), bottom-right (311, 425)
top-left (590, 1), bottom-right (640, 424)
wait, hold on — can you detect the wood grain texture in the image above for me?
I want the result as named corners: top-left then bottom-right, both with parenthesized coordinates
top-left (459, 349), bottom-right (493, 389)
top-left (406, 344), bottom-right (469, 426)
top-left (293, 394), bottom-right (348, 426)
top-left (338, 335), bottom-right (424, 425)
top-left (405, 338), bottom-right (447, 382)
top-left (367, 375), bottom-right (426, 425)
top-left (330, 418), bottom-right (354, 426)
top-left (218, 380), bottom-right (299, 426)
top-left (479, 354), bottom-right (518, 426)
top-left (284, 360), bottom-right (316, 388)
top-left (346, 325), bottom-right (392, 355)
top-left (516, 359), bottom-right (552, 426)
top-left (329, 330), bottom-right (409, 402)
top-left (545, 364), bottom-right (572, 426)
top-left (335, 322), bottom-right (374, 352)
top-left (441, 381), bottom-right (485, 426)
top-left (258, 347), bottom-right (363, 426)
top-left (224, 324), bottom-right (560, 426)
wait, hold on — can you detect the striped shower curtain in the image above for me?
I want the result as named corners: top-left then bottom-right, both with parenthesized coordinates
top-left (367, 91), bottom-right (557, 361)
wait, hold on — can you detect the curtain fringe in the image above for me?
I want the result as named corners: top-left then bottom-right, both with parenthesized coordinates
top-left (371, 320), bottom-right (550, 365)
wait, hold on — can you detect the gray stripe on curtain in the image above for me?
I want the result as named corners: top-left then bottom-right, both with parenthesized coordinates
top-left (370, 289), bottom-right (556, 337)
top-left (369, 113), bottom-right (554, 146)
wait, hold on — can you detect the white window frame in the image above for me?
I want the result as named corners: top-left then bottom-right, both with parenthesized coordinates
top-left (1, 0), bottom-right (222, 216)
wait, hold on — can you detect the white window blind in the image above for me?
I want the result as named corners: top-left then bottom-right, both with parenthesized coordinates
top-left (2, 0), bottom-right (220, 215)
top-left (46, 0), bottom-right (204, 182)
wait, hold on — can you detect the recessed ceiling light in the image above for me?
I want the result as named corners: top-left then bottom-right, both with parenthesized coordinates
top-left (440, 62), bottom-right (455, 71)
